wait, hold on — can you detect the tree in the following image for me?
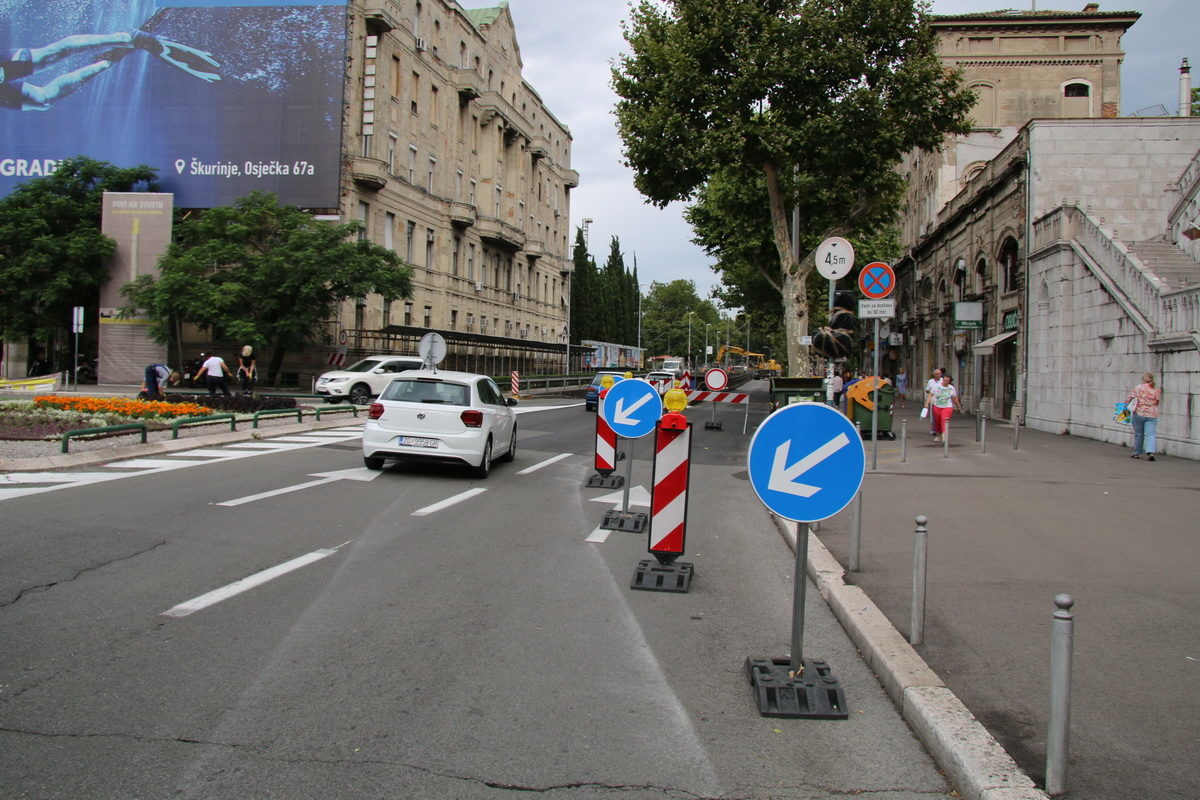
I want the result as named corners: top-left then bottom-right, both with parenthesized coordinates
top-left (612, 0), bottom-right (974, 371)
top-left (638, 280), bottom-right (719, 366)
top-left (0, 156), bottom-right (158, 350)
top-left (122, 191), bottom-right (413, 382)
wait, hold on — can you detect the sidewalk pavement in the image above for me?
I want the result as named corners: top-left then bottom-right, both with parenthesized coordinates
top-left (808, 405), bottom-right (1199, 800)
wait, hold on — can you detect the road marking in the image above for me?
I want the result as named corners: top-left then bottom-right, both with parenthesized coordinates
top-left (162, 546), bottom-right (344, 618)
top-left (411, 487), bottom-right (487, 516)
top-left (586, 525), bottom-right (611, 543)
top-left (217, 467), bottom-right (383, 507)
top-left (516, 453), bottom-right (572, 474)
top-left (101, 458), bottom-right (214, 469)
top-left (589, 486), bottom-right (651, 507)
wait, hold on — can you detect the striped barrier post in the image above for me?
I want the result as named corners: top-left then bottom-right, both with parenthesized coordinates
top-left (511, 370), bottom-right (519, 397)
top-left (632, 397), bottom-right (694, 592)
top-left (586, 390), bottom-right (624, 488)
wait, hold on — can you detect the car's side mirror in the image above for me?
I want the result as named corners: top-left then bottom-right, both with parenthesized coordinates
top-left (373, 368), bottom-right (386, 374)
top-left (506, 398), bottom-right (518, 406)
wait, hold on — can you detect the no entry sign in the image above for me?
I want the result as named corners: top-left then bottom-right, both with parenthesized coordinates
top-left (858, 262), bottom-right (896, 300)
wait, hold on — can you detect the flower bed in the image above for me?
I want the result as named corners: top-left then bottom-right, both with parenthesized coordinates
top-left (34, 395), bottom-right (214, 419)
top-left (0, 397), bottom-right (214, 441)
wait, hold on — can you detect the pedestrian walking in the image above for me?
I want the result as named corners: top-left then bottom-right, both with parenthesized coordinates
top-left (196, 352), bottom-right (233, 397)
top-left (830, 370), bottom-right (844, 407)
top-left (1127, 372), bottom-right (1162, 461)
top-left (895, 367), bottom-right (908, 409)
top-left (236, 345), bottom-right (257, 395)
top-left (924, 367), bottom-right (944, 435)
top-left (926, 374), bottom-right (961, 443)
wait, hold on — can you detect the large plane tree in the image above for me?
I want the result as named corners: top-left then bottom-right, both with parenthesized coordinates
top-left (612, 0), bottom-right (975, 371)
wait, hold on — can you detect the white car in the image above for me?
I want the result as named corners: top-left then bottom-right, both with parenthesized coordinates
top-left (362, 371), bottom-right (518, 478)
top-left (316, 355), bottom-right (423, 405)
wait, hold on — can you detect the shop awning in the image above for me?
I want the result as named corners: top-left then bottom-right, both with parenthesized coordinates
top-left (972, 330), bottom-right (1018, 355)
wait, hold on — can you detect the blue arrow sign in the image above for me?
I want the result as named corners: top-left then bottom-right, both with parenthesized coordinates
top-left (600, 378), bottom-right (662, 439)
top-left (747, 403), bottom-right (865, 522)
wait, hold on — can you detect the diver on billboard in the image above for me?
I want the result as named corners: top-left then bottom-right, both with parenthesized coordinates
top-left (0, 30), bottom-right (220, 111)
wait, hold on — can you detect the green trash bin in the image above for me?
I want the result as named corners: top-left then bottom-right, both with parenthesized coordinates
top-left (769, 376), bottom-right (827, 411)
top-left (847, 380), bottom-right (896, 439)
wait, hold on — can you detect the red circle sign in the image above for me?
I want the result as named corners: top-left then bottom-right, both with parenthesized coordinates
top-left (858, 262), bottom-right (896, 300)
top-left (705, 367), bottom-right (729, 391)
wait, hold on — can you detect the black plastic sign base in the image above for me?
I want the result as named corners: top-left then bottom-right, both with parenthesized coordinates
top-left (586, 474), bottom-right (624, 489)
top-left (600, 509), bottom-right (647, 532)
top-left (745, 657), bottom-right (849, 719)
top-left (631, 559), bottom-right (693, 592)
top-left (704, 420), bottom-right (723, 430)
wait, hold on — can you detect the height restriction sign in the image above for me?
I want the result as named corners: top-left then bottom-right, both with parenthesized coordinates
top-left (858, 261), bottom-right (896, 300)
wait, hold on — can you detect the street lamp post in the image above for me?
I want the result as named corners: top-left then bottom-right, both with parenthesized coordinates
top-left (687, 311), bottom-right (694, 369)
top-left (704, 323), bottom-right (712, 368)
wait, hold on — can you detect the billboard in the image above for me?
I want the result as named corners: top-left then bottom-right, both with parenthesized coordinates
top-left (0, 0), bottom-right (348, 208)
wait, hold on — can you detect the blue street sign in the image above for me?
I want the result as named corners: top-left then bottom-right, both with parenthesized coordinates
top-left (600, 378), bottom-right (663, 439)
top-left (747, 403), bottom-right (866, 522)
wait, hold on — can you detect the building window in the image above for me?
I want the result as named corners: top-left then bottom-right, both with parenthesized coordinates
top-left (423, 306), bottom-right (432, 328)
top-left (427, 157), bottom-right (436, 193)
top-left (1064, 83), bottom-right (1090, 97)
top-left (494, 186), bottom-right (502, 217)
top-left (450, 309), bottom-right (458, 330)
top-left (408, 146), bottom-right (417, 183)
top-left (467, 243), bottom-right (476, 281)
top-left (455, 169), bottom-right (464, 200)
top-left (425, 228), bottom-right (435, 270)
top-left (410, 71), bottom-right (420, 114)
top-left (451, 236), bottom-right (461, 276)
top-left (387, 134), bottom-right (398, 173)
top-left (404, 302), bottom-right (413, 326)
top-left (383, 212), bottom-right (395, 251)
top-left (382, 299), bottom-right (392, 327)
top-left (469, 178), bottom-right (477, 205)
top-left (405, 220), bottom-right (415, 263)
top-left (356, 201), bottom-right (369, 241)
top-left (1000, 237), bottom-right (1020, 293)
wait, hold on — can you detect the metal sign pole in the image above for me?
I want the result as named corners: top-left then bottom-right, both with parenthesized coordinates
top-left (791, 522), bottom-right (810, 672)
top-left (871, 318), bottom-right (881, 470)
top-left (620, 436), bottom-right (633, 512)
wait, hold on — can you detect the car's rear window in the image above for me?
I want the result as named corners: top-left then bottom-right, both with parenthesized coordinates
top-left (381, 379), bottom-right (469, 405)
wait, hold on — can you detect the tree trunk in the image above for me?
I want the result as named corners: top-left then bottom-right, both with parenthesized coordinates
top-left (267, 346), bottom-right (287, 385)
top-left (763, 162), bottom-right (810, 375)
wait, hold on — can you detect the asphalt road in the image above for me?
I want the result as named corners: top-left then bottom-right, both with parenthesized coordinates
top-left (0, 397), bottom-right (954, 799)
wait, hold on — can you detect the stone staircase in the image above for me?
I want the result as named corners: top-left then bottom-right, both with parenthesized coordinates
top-left (1124, 236), bottom-right (1200, 291)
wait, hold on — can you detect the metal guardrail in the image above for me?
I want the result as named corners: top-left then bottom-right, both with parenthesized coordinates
top-left (252, 408), bottom-right (303, 428)
top-left (171, 414), bottom-right (237, 439)
top-left (60, 423), bottom-right (147, 453)
top-left (313, 405), bottom-right (359, 420)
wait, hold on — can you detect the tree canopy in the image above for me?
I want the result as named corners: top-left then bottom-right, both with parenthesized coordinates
top-left (612, 0), bottom-right (974, 372)
top-left (569, 229), bottom-right (642, 348)
top-left (121, 191), bottom-right (413, 381)
top-left (0, 156), bottom-right (158, 345)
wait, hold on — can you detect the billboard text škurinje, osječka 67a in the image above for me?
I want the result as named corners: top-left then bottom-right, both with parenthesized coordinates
top-left (0, 0), bottom-right (348, 208)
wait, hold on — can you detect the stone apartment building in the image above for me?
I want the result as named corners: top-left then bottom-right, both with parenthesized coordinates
top-left (331, 0), bottom-right (578, 374)
top-left (891, 4), bottom-right (1200, 458)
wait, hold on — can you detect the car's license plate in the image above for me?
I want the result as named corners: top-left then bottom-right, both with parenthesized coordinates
top-left (398, 436), bottom-right (438, 448)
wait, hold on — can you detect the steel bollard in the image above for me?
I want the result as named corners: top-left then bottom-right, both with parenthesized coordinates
top-left (980, 416), bottom-right (987, 454)
top-left (943, 425), bottom-right (950, 458)
top-left (910, 515), bottom-right (928, 645)
top-left (848, 489), bottom-right (863, 571)
top-left (1013, 418), bottom-right (1021, 450)
top-left (900, 420), bottom-right (907, 463)
top-left (1046, 594), bottom-right (1075, 796)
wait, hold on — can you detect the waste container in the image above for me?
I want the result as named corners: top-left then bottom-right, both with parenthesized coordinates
top-left (845, 377), bottom-right (896, 439)
top-left (768, 376), bottom-right (827, 411)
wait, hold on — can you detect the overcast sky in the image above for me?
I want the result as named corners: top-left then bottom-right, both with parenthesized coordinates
top-left (505, 0), bottom-right (1194, 305)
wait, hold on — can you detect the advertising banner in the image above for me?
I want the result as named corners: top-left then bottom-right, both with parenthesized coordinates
top-left (0, 0), bottom-right (348, 208)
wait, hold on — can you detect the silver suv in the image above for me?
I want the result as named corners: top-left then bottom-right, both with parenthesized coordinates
top-left (316, 355), bottom-right (424, 404)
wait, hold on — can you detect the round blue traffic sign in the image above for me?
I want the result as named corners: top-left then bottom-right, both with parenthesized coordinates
top-left (747, 403), bottom-right (866, 522)
top-left (600, 378), bottom-right (663, 438)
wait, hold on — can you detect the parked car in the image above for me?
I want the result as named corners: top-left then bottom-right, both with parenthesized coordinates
top-left (316, 355), bottom-right (424, 405)
top-left (362, 371), bottom-right (518, 478)
top-left (584, 370), bottom-right (627, 411)
top-left (645, 370), bottom-right (676, 393)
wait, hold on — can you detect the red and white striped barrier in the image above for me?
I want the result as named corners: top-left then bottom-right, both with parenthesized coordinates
top-left (681, 370), bottom-right (693, 390)
top-left (511, 370), bottom-right (519, 396)
top-left (649, 419), bottom-right (691, 558)
top-left (594, 404), bottom-right (617, 476)
top-left (685, 391), bottom-right (749, 404)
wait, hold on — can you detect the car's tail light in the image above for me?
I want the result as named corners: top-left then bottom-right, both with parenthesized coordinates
top-left (460, 409), bottom-right (483, 428)
top-left (368, 403), bottom-right (385, 420)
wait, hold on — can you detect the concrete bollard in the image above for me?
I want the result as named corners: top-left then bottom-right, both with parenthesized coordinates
top-left (910, 515), bottom-right (929, 645)
top-left (1046, 594), bottom-right (1075, 795)
top-left (1013, 418), bottom-right (1021, 450)
top-left (900, 420), bottom-right (907, 463)
top-left (848, 489), bottom-right (863, 572)
top-left (943, 425), bottom-right (950, 458)
top-left (980, 416), bottom-right (987, 454)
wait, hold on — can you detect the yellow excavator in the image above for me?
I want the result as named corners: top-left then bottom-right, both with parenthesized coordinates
top-left (715, 346), bottom-right (782, 375)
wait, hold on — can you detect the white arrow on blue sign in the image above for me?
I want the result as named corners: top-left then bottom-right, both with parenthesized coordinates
top-left (600, 378), bottom-right (663, 439)
top-left (747, 403), bottom-right (866, 522)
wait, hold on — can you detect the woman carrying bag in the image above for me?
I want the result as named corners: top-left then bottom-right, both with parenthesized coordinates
top-left (1127, 372), bottom-right (1162, 460)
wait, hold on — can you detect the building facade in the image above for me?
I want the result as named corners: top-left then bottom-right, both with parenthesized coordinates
top-left (891, 5), bottom-right (1200, 457)
top-left (321, 0), bottom-right (579, 378)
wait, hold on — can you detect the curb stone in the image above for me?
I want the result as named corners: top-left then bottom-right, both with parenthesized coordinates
top-left (773, 515), bottom-right (1050, 800)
